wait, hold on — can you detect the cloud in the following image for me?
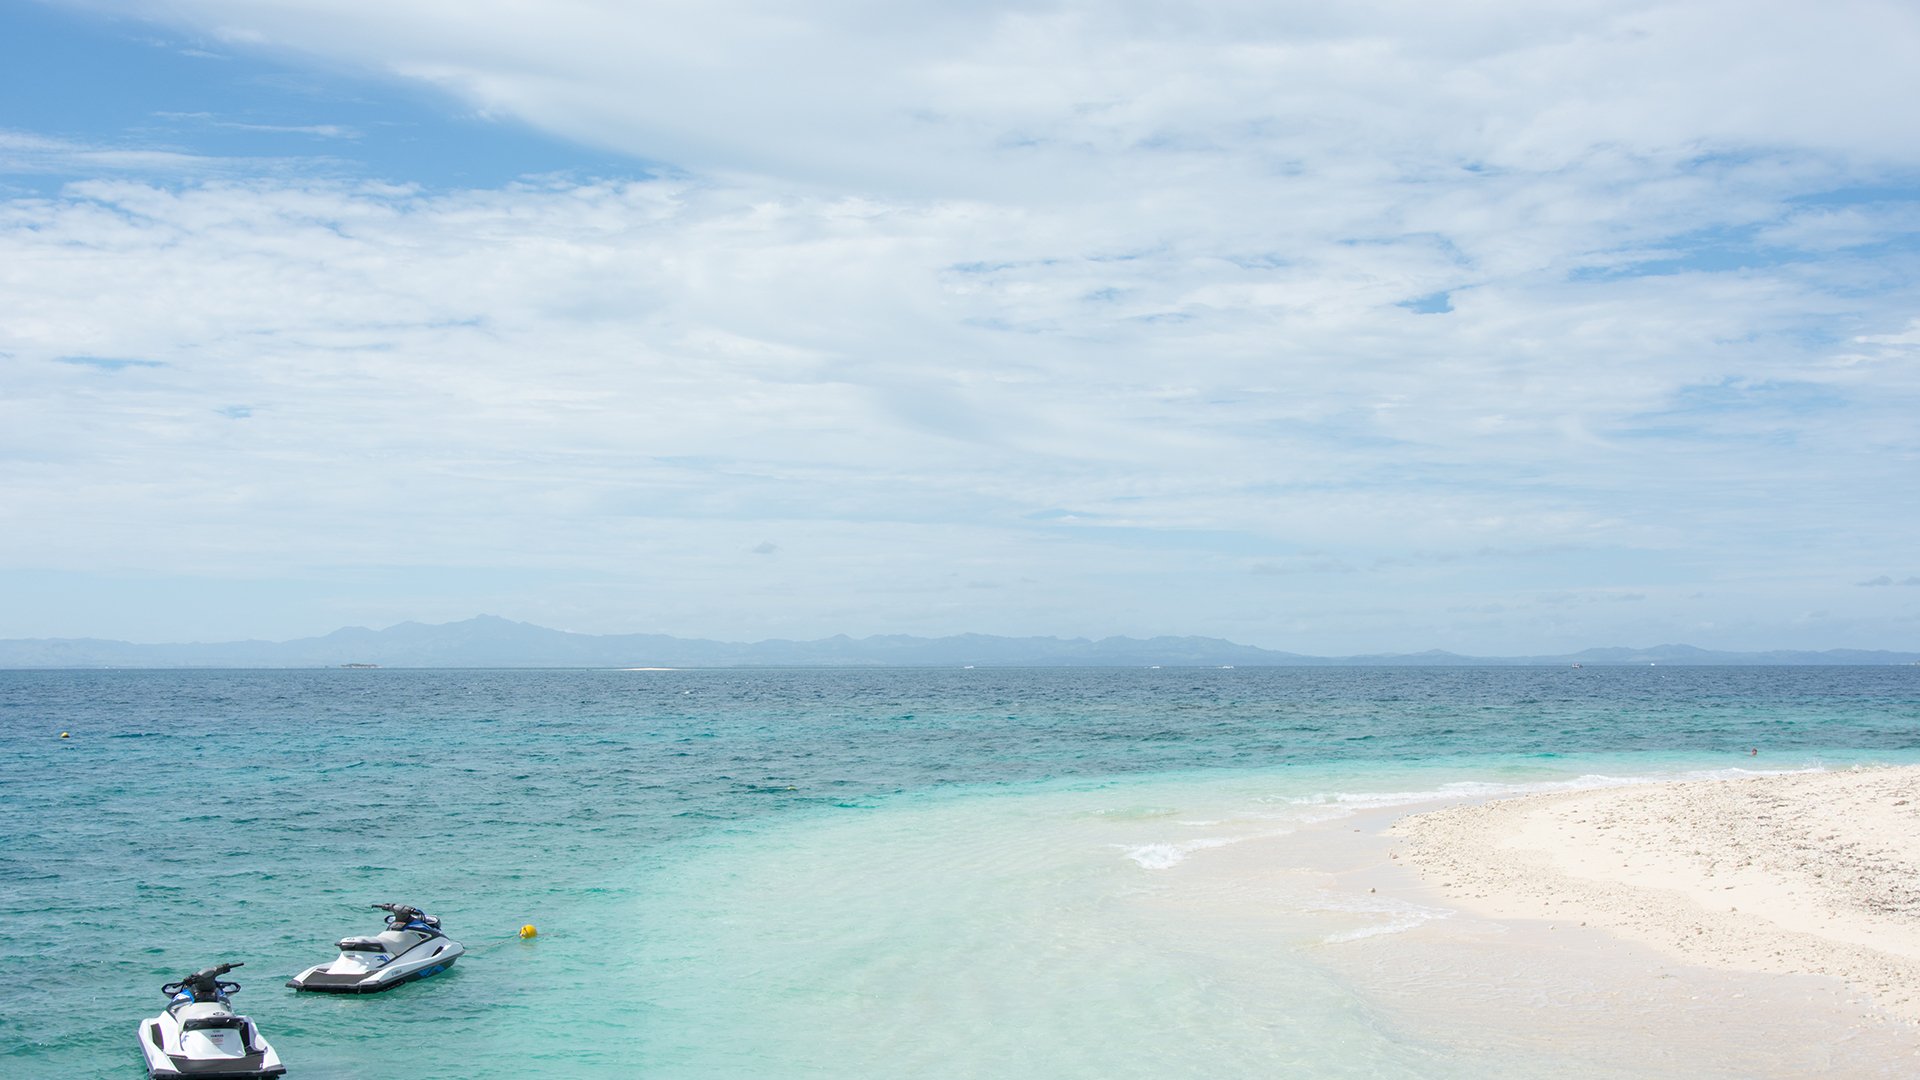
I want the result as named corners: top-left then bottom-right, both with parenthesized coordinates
top-left (0, 129), bottom-right (231, 176)
top-left (154, 112), bottom-right (362, 139)
top-left (2, 168), bottom-right (1916, 650)
top-left (4, 1), bottom-right (1920, 651)
top-left (79, 0), bottom-right (1920, 197)
top-left (1858, 575), bottom-right (1920, 587)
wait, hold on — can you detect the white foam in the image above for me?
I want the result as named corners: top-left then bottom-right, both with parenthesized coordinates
top-left (1086, 805), bottom-right (1181, 821)
top-left (1320, 914), bottom-right (1442, 944)
top-left (1310, 895), bottom-right (1453, 944)
top-left (1121, 837), bottom-right (1236, 869)
top-left (1284, 766), bottom-right (1824, 815)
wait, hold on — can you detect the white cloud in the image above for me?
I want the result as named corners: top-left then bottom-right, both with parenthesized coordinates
top-left (67, 0), bottom-right (1920, 192)
top-left (0, 128), bottom-right (232, 175)
top-left (154, 112), bottom-right (362, 139)
top-left (5, 0), bottom-right (1920, 650)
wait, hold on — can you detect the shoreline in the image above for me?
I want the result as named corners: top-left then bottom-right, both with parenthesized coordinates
top-left (1382, 764), bottom-right (1920, 1014)
top-left (1162, 765), bottom-right (1920, 1075)
top-left (1384, 765), bottom-right (1920, 1023)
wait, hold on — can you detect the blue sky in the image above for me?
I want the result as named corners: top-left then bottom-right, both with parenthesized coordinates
top-left (3, 0), bottom-right (1919, 653)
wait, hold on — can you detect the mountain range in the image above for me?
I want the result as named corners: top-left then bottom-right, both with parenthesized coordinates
top-left (2, 615), bottom-right (1916, 668)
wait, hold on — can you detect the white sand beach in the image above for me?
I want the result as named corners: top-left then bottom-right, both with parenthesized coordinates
top-left (1151, 766), bottom-right (1920, 1076)
top-left (1388, 766), bottom-right (1920, 1023)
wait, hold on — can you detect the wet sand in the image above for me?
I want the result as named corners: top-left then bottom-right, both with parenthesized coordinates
top-left (1167, 767), bottom-right (1920, 1076)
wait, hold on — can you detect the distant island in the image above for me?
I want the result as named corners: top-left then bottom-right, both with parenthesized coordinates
top-left (1, 615), bottom-right (1916, 669)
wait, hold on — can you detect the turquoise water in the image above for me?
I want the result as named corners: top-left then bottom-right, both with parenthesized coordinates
top-left (2, 666), bottom-right (1917, 1077)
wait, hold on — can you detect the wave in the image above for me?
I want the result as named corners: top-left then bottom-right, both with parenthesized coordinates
top-left (1121, 836), bottom-right (1239, 869)
top-left (1311, 894), bottom-right (1453, 943)
top-left (1283, 765), bottom-right (1824, 814)
top-left (1083, 805), bottom-right (1182, 821)
top-left (1102, 765), bottom-right (1830, 873)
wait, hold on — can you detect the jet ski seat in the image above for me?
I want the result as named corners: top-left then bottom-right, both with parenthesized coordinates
top-left (336, 936), bottom-right (389, 952)
top-left (181, 1015), bottom-right (249, 1031)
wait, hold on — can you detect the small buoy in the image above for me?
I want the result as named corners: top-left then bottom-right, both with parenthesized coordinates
top-left (59, 732), bottom-right (70, 739)
top-left (519, 924), bottom-right (538, 939)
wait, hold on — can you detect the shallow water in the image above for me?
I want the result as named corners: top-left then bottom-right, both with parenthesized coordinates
top-left (2, 666), bottom-right (1916, 1077)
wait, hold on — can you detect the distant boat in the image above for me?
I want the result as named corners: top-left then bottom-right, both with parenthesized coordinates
top-left (1219, 665), bottom-right (1234, 670)
top-left (1571, 663), bottom-right (1582, 669)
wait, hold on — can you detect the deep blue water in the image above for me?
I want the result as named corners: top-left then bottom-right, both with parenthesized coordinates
top-left (2, 666), bottom-right (1916, 1077)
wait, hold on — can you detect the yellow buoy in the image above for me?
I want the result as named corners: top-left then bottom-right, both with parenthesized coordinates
top-left (59, 732), bottom-right (70, 739)
top-left (518, 924), bottom-right (538, 939)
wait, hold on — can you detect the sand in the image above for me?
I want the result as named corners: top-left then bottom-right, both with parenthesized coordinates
top-left (1387, 765), bottom-right (1920, 1023)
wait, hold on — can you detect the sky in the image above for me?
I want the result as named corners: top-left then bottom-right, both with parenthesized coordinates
top-left (2, 0), bottom-right (1918, 654)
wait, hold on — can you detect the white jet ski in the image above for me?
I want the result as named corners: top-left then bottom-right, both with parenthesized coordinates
top-left (137, 962), bottom-right (286, 1079)
top-left (286, 902), bottom-right (464, 993)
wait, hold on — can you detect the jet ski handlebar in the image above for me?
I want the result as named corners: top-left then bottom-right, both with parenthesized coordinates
top-left (162, 962), bottom-right (243, 997)
top-left (372, 902), bottom-right (439, 928)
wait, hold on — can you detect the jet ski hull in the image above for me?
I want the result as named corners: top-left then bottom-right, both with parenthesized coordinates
top-left (138, 1018), bottom-right (286, 1079)
top-left (286, 951), bottom-right (459, 993)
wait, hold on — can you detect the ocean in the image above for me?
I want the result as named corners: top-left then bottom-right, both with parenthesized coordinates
top-left (3, 665), bottom-right (1917, 1078)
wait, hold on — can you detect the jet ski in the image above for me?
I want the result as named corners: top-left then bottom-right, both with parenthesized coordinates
top-left (137, 962), bottom-right (286, 1079)
top-left (286, 902), bottom-right (464, 993)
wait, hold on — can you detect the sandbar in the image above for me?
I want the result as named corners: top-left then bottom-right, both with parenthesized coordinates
top-left (1388, 766), bottom-right (1920, 1022)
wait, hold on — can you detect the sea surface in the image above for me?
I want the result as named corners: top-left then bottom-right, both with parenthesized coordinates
top-left (2, 665), bottom-right (1917, 1078)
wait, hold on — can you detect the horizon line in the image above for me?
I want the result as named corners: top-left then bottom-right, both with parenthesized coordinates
top-left (3, 613), bottom-right (1919, 662)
